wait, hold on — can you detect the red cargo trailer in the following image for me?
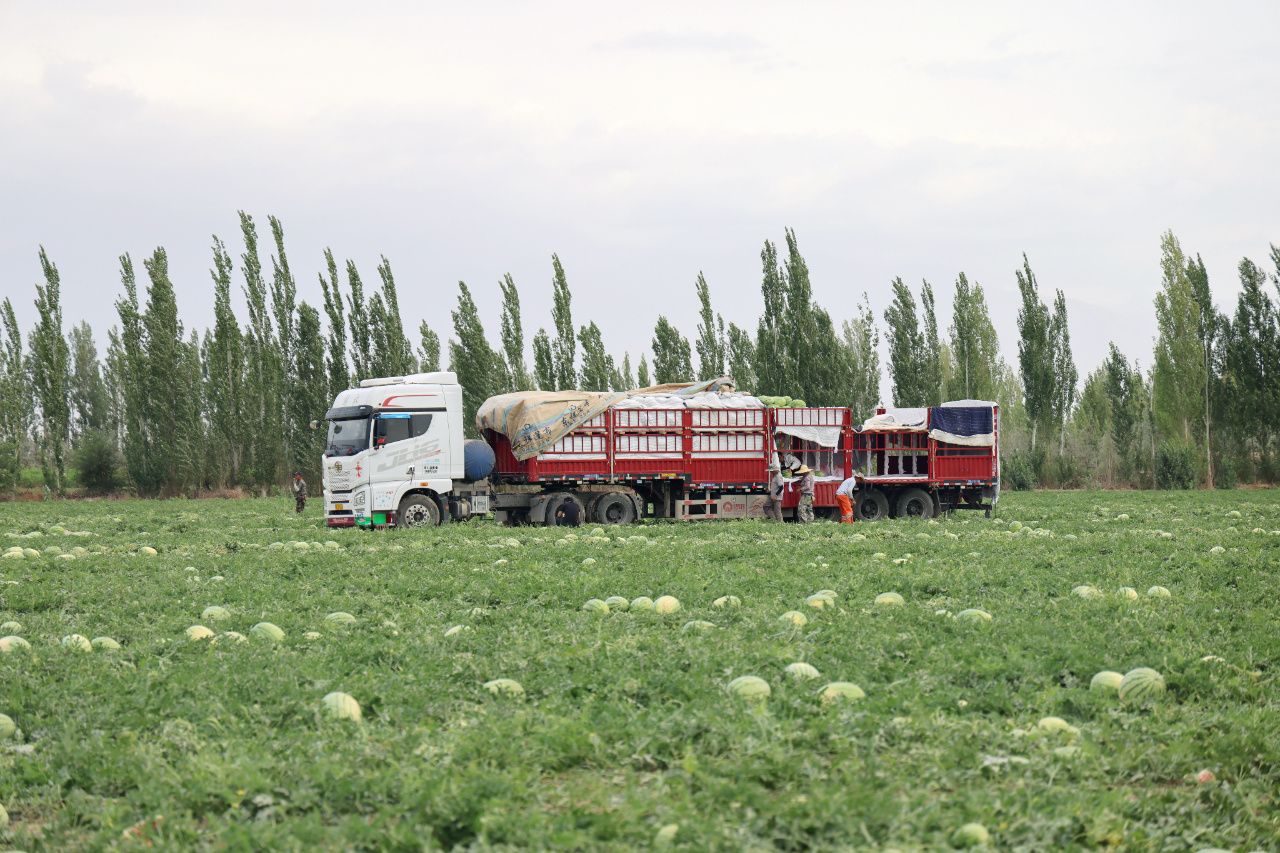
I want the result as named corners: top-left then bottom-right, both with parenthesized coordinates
top-left (484, 401), bottom-right (998, 525)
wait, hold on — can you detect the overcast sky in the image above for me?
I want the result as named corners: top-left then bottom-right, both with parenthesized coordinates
top-left (2, 2), bottom-right (1278, 393)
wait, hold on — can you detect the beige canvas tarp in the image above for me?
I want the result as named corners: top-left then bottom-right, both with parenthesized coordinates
top-left (476, 377), bottom-right (737, 461)
top-left (476, 390), bottom-right (626, 461)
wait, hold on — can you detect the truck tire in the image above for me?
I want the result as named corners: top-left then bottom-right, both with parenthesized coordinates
top-left (397, 494), bottom-right (441, 528)
top-left (593, 492), bottom-right (637, 525)
top-left (541, 492), bottom-right (586, 527)
top-left (895, 488), bottom-right (934, 520)
top-left (855, 489), bottom-right (890, 522)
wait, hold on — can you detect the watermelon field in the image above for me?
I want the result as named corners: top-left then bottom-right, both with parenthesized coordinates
top-left (0, 491), bottom-right (1278, 851)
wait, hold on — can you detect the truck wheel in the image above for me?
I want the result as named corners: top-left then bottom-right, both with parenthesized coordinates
top-left (593, 492), bottom-right (637, 525)
top-left (855, 490), bottom-right (889, 522)
top-left (895, 488), bottom-right (934, 520)
top-left (397, 494), bottom-right (441, 528)
top-left (541, 492), bottom-right (586, 527)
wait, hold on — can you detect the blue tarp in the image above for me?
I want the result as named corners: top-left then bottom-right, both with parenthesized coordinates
top-left (929, 406), bottom-right (993, 438)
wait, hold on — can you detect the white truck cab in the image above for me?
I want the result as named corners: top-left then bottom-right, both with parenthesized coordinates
top-left (321, 372), bottom-right (492, 528)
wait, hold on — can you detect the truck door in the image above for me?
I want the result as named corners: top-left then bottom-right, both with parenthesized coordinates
top-left (369, 412), bottom-right (450, 512)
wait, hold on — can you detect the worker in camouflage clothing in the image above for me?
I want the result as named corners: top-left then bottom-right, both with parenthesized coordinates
top-left (794, 464), bottom-right (815, 523)
top-left (292, 471), bottom-right (307, 513)
top-left (763, 460), bottom-right (784, 521)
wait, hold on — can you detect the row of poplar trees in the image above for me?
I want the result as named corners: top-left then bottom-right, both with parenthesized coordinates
top-left (1, 217), bottom-right (1278, 496)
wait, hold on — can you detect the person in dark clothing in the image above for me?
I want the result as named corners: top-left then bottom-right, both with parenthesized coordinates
top-left (554, 496), bottom-right (581, 527)
top-left (292, 472), bottom-right (307, 513)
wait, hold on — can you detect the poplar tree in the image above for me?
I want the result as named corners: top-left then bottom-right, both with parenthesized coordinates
top-left (1186, 253), bottom-right (1219, 485)
top-left (450, 282), bottom-right (501, 435)
top-left (1049, 289), bottom-right (1078, 455)
top-left (1015, 254), bottom-right (1054, 452)
top-left (318, 248), bottom-right (349, 395)
top-left (345, 260), bottom-right (372, 381)
top-left (67, 321), bottom-right (107, 441)
top-left (726, 322), bottom-right (757, 391)
top-left (578, 321), bottom-right (614, 390)
top-left (113, 255), bottom-right (147, 491)
top-left (29, 248), bottom-right (71, 493)
top-left (269, 217), bottom-right (300, 477)
top-left (884, 277), bottom-right (926, 405)
top-left (637, 354), bottom-right (651, 388)
top-left (532, 328), bottom-right (555, 390)
top-left (207, 236), bottom-right (243, 485)
top-left (550, 255), bottom-right (576, 389)
top-left (1222, 258), bottom-right (1277, 468)
top-left (374, 256), bottom-right (415, 375)
top-left (498, 274), bottom-right (529, 391)
top-left (694, 272), bottom-right (725, 378)
top-left (842, 295), bottom-right (880, 415)
top-left (947, 273), bottom-right (1000, 401)
top-left (240, 213), bottom-right (282, 493)
top-left (139, 248), bottom-right (185, 494)
top-left (417, 321), bottom-right (441, 372)
top-left (1152, 231), bottom-right (1204, 446)
top-left (0, 300), bottom-right (28, 486)
top-left (614, 353), bottom-right (635, 391)
top-left (292, 302), bottom-right (328, 480)
top-left (920, 280), bottom-right (942, 405)
top-left (651, 316), bottom-right (692, 384)
top-left (753, 240), bottom-right (785, 395)
top-left (176, 330), bottom-right (207, 491)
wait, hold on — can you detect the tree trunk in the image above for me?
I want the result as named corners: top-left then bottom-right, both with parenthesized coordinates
top-left (1204, 346), bottom-right (1213, 489)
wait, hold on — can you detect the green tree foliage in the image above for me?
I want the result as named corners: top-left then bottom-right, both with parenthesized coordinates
top-left (1050, 289), bottom-right (1078, 456)
top-left (269, 217), bottom-right (300, 478)
top-left (0, 299), bottom-right (28, 481)
top-left (636, 354), bottom-right (651, 388)
top-left (292, 302), bottom-right (329, 482)
top-left (418, 321), bottom-right (441, 372)
top-left (651, 316), bottom-right (692, 384)
top-left (550, 255), bottom-right (576, 389)
top-left (72, 429), bottom-right (121, 494)
top-left (532, 328), bottom-right (554, 390)
top-left (371, 256), bottom-right (415, 376)
top-left (1103, 344), bottom-right (1145, 482)
top-left (726, 322), bottom-right (756, 391)
top-left (613, 353), bottom-right (635, 391)
top-left (919, 280), bottom-right (942, 405)
top-left (344, 260), bottom-right (371, 381)
top-left (133, 248), bottom-right (187, 494)
top-left (498, 273), bottom-right (529, 392)
top-left (450, 282), bottom-right (501, 436)
top-left (883, 277), bottom-right (927, 405)
top-left (1152, 231), bottom-right (1205, 447)
top-left (753, 239), bottom-right (785, 395)
top-left (841, 295), bottom-right (881, 415)
top-left (946, 272), bottom-right (1001, 401)
top-left (67, 321), bottom-right (107, 441)
top-left (30, 248), bottom-right (72, 493)
top-left (207, 236), bottom-right (244, 486)
top-left (1221, 258), bottom-right (1278, 473)
top-left (239, 214), bottom-right (283, 493)
top-left (694, 272), bottom-right (725, 378)
top-left (112, 255), bottom-right (146, 492)
top-left (1185, 253), bottom-right (1220, 486)
top-left (318, 248), bottom-right (349, 395)
top-left (578, 322), bottom-right (614, 391)
top-left (1016, 255), bottom-right (1054, 452)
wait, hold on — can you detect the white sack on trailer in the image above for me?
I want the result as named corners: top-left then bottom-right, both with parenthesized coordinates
top-left (773, 424), bottom-right (842, 448)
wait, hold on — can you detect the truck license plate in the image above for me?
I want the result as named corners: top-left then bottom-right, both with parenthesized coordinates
top-left (470, 495), bottom-right (490, 514)
top-left (333, 503), bottom-right (345, 511)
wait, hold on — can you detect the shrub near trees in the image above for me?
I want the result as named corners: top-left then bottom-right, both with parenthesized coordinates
top-left (3, 216), bottom-right (1278, 496)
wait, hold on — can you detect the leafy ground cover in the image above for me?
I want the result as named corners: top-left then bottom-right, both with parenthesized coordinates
top-left (1, 491), bottom-right (1278, 850)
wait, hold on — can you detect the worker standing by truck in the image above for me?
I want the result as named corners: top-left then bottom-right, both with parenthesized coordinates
top-left (763, 461), bottom-right (784, 521)
top-left (292, 471), bottom-right (307, 514)
top-left (795, 465), bottom-right (815, 523)
top-left (835, 475), bottom-right (858, 524)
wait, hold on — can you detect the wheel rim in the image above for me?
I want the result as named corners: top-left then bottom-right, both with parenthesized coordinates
top-left (905, 498), bottom-right (927, 518)
top-left (403, 503), bottom-right (435, 526)
top-left (859, 498), bottom-right (881, 518)
top-left (603, 500), bottom-right (627, 523)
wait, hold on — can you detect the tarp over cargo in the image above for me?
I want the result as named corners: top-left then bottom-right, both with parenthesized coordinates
top-left (860, 407), bottom-right (928, 433)
top-left (929, 403), bottom-right (995, 447)
top-left (476, 377), bottom-right (741, 461)
top-left (477, 390), bottom-right (626, 460)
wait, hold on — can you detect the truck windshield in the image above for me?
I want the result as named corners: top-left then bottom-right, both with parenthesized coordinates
top-left (326, 417), bottom-right (370, 457)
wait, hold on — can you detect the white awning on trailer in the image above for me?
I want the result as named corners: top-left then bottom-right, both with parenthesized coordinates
top-left (774, 424), bottom-right (842, 447)
top-left (860, 407), bottom-right (928, 432)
